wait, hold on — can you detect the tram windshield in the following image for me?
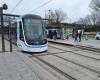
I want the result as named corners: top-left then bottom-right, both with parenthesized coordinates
top-left (23, 18), bottom-right (46, 40)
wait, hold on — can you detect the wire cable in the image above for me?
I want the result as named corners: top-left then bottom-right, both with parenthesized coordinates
top-left (29, 0), bottom-right (53, 13)
top-left (10, 0), bottom-right (23, 13)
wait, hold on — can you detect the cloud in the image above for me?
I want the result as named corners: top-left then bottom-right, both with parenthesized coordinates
top-left (1, 0), bottom-right (91, 22)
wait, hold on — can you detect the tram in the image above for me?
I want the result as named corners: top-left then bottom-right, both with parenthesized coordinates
top-left (15, 14), bottom-right (48, 52)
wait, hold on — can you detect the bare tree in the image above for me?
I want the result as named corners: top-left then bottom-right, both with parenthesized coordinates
top-left (90, 0), bottom-right (100, 12)
top-left (77, 18), bottom-right (86, 24)
top-left (90, 12), bottom-right (99, 25)
top-left (46, 9), bottom-right (67, 23)
top-left (76, 15), bottom-right (92, 25)
top-left (55, 9), bottom-right (67, 23)
top-left (48, 10), bottom-right (56, 23)
top-left (77, 12), bottom-right (100, 25)
top-left (85, 15), bottom-right (91, 25)
top-left (89, 0), bottom-right (100, 24)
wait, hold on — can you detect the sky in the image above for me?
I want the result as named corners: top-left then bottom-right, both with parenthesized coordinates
top-left (0, 0), bottom-right (92, 23)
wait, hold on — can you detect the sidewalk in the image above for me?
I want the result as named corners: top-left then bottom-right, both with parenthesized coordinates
top-left (0, 52), bottom-right (41, 80)
top-left (0, 38), bottom-right (40, 80)
top-left (48, 38), bottom-right (100, 49)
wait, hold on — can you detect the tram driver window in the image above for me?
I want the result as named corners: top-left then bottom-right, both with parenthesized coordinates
top-left (19, 21), bottom-right (24, 41)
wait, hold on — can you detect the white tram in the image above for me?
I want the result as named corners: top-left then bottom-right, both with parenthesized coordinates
top-left (16, 14), bottom-right (48, 52)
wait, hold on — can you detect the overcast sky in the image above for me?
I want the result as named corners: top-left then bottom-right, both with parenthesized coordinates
top-left (0, 0), bottom-right (92, 22)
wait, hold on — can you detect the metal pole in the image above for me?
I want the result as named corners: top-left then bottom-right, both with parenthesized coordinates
top-left (0, 7), bottom-right (5, 52)
top-left (49, 15), bottom-right (50, 25)
top-left (45, 10), bottom-right (46, 25)
top-left (48, 10), bottom-right (50, 25)
top-left (9, 18), bottom-right (12, 52)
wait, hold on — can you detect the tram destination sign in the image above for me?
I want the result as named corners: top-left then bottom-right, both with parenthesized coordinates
top-left (32, 19), bottom-right (41, 24)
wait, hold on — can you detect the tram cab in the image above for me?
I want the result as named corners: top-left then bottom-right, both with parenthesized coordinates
top-left (16, 14), bottom-right (48, 52)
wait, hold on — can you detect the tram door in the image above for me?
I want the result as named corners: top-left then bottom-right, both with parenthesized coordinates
top-left (19, 21), bottom-right (24, 41)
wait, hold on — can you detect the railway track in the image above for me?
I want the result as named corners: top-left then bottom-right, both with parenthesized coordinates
top-left (53, 54), bottom-right (100, 74)
top-left (4, 37), bottom-right (100, 79)
top-left (47, 45), bottom-right (100, 73)
top-left (27, 44), bottom-right (100, 74)
top-left (29, 55), bottom-right (77, 80)
top-left (30, 50), bottom-right (100, 74)
top-left (48, 45), bottom-right (100, 61)
top-left (26, 50), bottom-right (100, 80)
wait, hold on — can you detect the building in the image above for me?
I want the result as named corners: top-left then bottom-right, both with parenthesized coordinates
top-left (46, 22), bottom-right (81, 39)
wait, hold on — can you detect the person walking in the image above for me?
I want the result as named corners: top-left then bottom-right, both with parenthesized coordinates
top-left (66, 32), bottom-right (69, 40)
top-left (49, 30), bottom-right (53, 39)
top-left (53, 30), bottom-right (57, 40)
top-left (78, 30), bottom-right (82, 42)
top-left (49, 30), bottom-right (52, 39)
top-left (79, 31), bottom-right (82, 42)
top-left (74, 30), bottom-right (78, 42)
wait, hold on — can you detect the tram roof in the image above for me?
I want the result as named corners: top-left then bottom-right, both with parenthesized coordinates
top-left (22, 14), bottom-right (42, 19)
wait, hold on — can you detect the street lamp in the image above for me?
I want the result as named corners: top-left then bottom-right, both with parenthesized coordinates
top-left (2, 4), bottom-right (8, 10)
top-left (0, 4), bottom-right (8, 52)
top-left (45, 10), bottom-right (51, 25)
top-left (48, 10), bottom-right (51, 25)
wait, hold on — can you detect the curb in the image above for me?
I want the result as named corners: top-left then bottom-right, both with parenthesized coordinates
top-left (48, 40), bottom-right (100, 53)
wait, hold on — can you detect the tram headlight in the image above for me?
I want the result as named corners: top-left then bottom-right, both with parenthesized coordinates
top-left (42, 39), bottom-right (47, 44)
top-left (35, 41), bottom-right (39, 44)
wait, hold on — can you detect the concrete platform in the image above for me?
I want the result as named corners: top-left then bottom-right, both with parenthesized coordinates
top-left (0, 52), bottom-right (41, 80)
top-left (48, 38), bottom-right (100, 50)
top-left (0, 38), bottom-right (40, 80)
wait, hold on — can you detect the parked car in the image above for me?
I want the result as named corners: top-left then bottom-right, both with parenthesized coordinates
top-left (95, 32), bottom-right (100, 40)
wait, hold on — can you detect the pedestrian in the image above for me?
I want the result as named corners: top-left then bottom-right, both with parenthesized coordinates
top-left (65, 32), bottom-right (69, 40)
top-left (74, 30), bottom-right (78, 42)
top-left (81, 30), bottom-right (84, 40)
top-left (72, 29), bottom-right (75, 38)
top-left (51, 30), bottom-right (54, 39)
top-left (49, 30), bottom-right (51, 39)
top-left (53, 30), bottom-right (57, 40)
top-left (85, 34), bottom-right (88, 40)
top-left (49, 30), bottom-right (53, 39)
top-left (78, 31), bottom-right (82, 42)
top-left (78, 30), bottom-right (82, 42)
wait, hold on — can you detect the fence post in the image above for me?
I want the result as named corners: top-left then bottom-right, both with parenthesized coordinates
top-left (9, 18), bottom-right (12, 52)
top-left (0, 7), bottom-right (5, 52)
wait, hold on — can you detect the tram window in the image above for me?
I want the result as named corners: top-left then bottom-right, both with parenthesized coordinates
top-left (19, 21), bottom-right (24, 41)
top-left (11, 22), bottom-right (17, 40)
